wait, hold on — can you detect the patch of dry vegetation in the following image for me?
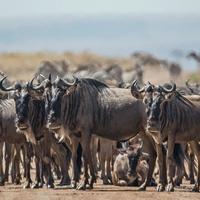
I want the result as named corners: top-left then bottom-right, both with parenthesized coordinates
top-left (0, 52), bottom-right (134, 81)
top-left (0, 51), bottom-right (193, 84)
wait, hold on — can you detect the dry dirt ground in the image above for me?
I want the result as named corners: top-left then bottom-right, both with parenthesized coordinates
top-left (0, 179), bottom-right (200, 200)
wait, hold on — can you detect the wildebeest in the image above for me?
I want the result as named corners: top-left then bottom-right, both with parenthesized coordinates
top-left (112, 139), bottom-right (149, 190)
top-left (146, 83), bottom-right (200, 192)
top-left (0, 77), bottom-right (57, 188)
top-left (0, 80), bottom-right (32, 188)
top-left (47, 76), bottom-right (151, 190)
top-left (130, 80), bottom-right (191, 191)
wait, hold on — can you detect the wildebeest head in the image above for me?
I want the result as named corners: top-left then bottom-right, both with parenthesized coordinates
top-left (126, 141), bottom-right (143, 179)
top-left (0, 76), bottom-right (37, 144)
top-left (0, 75), bottom-right (53, 144)
top-left (47, 76), bottom-right (79, 130)
top-left (131, 80), bottom-right (155, 116)
top-left (29, 74), bottom-right (53, 117)
top-left (146, 83), bottom-right (176, 133)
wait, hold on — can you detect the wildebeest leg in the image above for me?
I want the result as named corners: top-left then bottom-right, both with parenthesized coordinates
top-left (43, 161), bottom-right (54, 188)
top-left (189, 152), bottom-right (195, 184)
top-left (106, 155), bottom-right (112, 184)
top-left (70, 137), bottom-right (80, 189)
top-left (10, 144), bottom-right (15, 184)
top-left (91, 136), bottom-right (99, 175)
top-left (137, 160), bottom-right (149, 191)
top-left (21, 145), bottom-right (26, 179)
top-left (51, 156), bottom-right (61, 179)
top-left (4, 143), bottom-right (11, 183)
top-left (0, 142), bottom-right (5, 185)
top-left (156, 143), bottom-right (167, 192)
top-left (166, 135), bottom-right (175, 192)
top-left (100, 150), bottom-right (107, 184)
top-left (190, 141), bottom-right (200, 192)
top-left (77, 144), bottom-right (82, 180)
top-left (23, 143), bottom-right (32, 189)
top-left (143, 136), bottom-right (157, 187)
top-left (78, 134), bottom-right (96, 190)
top-left (32, 150), bottom-right (41, 189)
top-left (42, 134), bottom-right (54, 189)
top-left (13, 145), bottom-right (21, 185)
top-left (51, 136), bottom-right (71, 186)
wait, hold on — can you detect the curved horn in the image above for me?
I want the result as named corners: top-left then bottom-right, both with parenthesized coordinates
top-left (146, 81), bottom-right (154, 92)
top-left (0, 77), bottom-right (16, 91)
top-left (39, 74), bottom-right (46, 80)
top-left (61, 76), bottom-right (78, 86)
top-left (131, 80), bottom-right (145, 93)
top-left (162, 82), bottom-right (176, 93)
top-left (29, 77), bottom-right (44, 91)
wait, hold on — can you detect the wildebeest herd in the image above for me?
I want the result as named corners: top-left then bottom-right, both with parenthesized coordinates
top-left (0, 58), bottom-right (200, 194)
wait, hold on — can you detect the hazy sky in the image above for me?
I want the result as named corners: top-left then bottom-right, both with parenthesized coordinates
top-left (1, 0), bottom-right (200, 18)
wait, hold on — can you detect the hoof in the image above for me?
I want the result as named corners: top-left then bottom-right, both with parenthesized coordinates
top-left (102, 178), bottom-right (110, 185)
top-left (192, 185), bottom-right (199, 192)
top-left (156, 184), bottom-right (165, 192)
top-left (0, 176), bottom-right (5, 186)
top-left (190, 180), bottom-right (195, 185)
top-left (23, 182), bottom-right (31, 189)
top-left (70, 182), bottom-right (77, 189)
top-left (174, 178), bottom-right (182, 186)
top-left (148, 179), bottom-right (157, 187)
top-left (87, 184), bottom-right (93, 189)
top-left (47, 183), bottom-right (54, 189)
top-left (31, 182), bottom-right (42, 189)
top-left (14, 178), bottom-right (21, 185)
top-left (76, 182), bottom-right (86, 190)
top-left (166, 183), bottom-right (174, 192)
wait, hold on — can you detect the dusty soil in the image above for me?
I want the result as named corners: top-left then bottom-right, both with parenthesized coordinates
top-left (0, 179), bottom-right (199, 200)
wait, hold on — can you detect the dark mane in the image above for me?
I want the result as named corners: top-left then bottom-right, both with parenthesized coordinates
top-left (81, 78), bottom-right (109, 90)
top-left (61, 78), bottom-right (113, 130)
top-left (160, 91), bottom-right (198, 133)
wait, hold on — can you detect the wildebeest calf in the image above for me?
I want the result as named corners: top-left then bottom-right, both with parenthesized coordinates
top-left (112, 141), bottom-right (149, 190)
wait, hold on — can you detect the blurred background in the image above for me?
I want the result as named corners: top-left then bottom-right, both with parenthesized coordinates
top-left (0, 0), bottom-right (200, 84)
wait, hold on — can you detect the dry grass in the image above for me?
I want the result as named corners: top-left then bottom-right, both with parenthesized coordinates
top-left (0, 52), bottom-right (133, 81)
top-left (0, 52), bottom-right (193, 84)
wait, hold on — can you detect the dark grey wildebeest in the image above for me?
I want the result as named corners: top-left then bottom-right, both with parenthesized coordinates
top-left (47, 76), bottom-right (157, 190)
top-left (130, 81), bottom-right (192, 192)
top-left (146, 83), bottom-right (200, 192)
top-left (0, 77), bottom-right (56, 188)
top-left (0, 81), bottom-right (32, 188)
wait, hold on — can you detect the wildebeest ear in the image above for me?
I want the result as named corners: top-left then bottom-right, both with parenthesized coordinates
top-left (131, 91), bottom-right (143, 99)
top-left (131, 80), bottom-right (144, 99)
